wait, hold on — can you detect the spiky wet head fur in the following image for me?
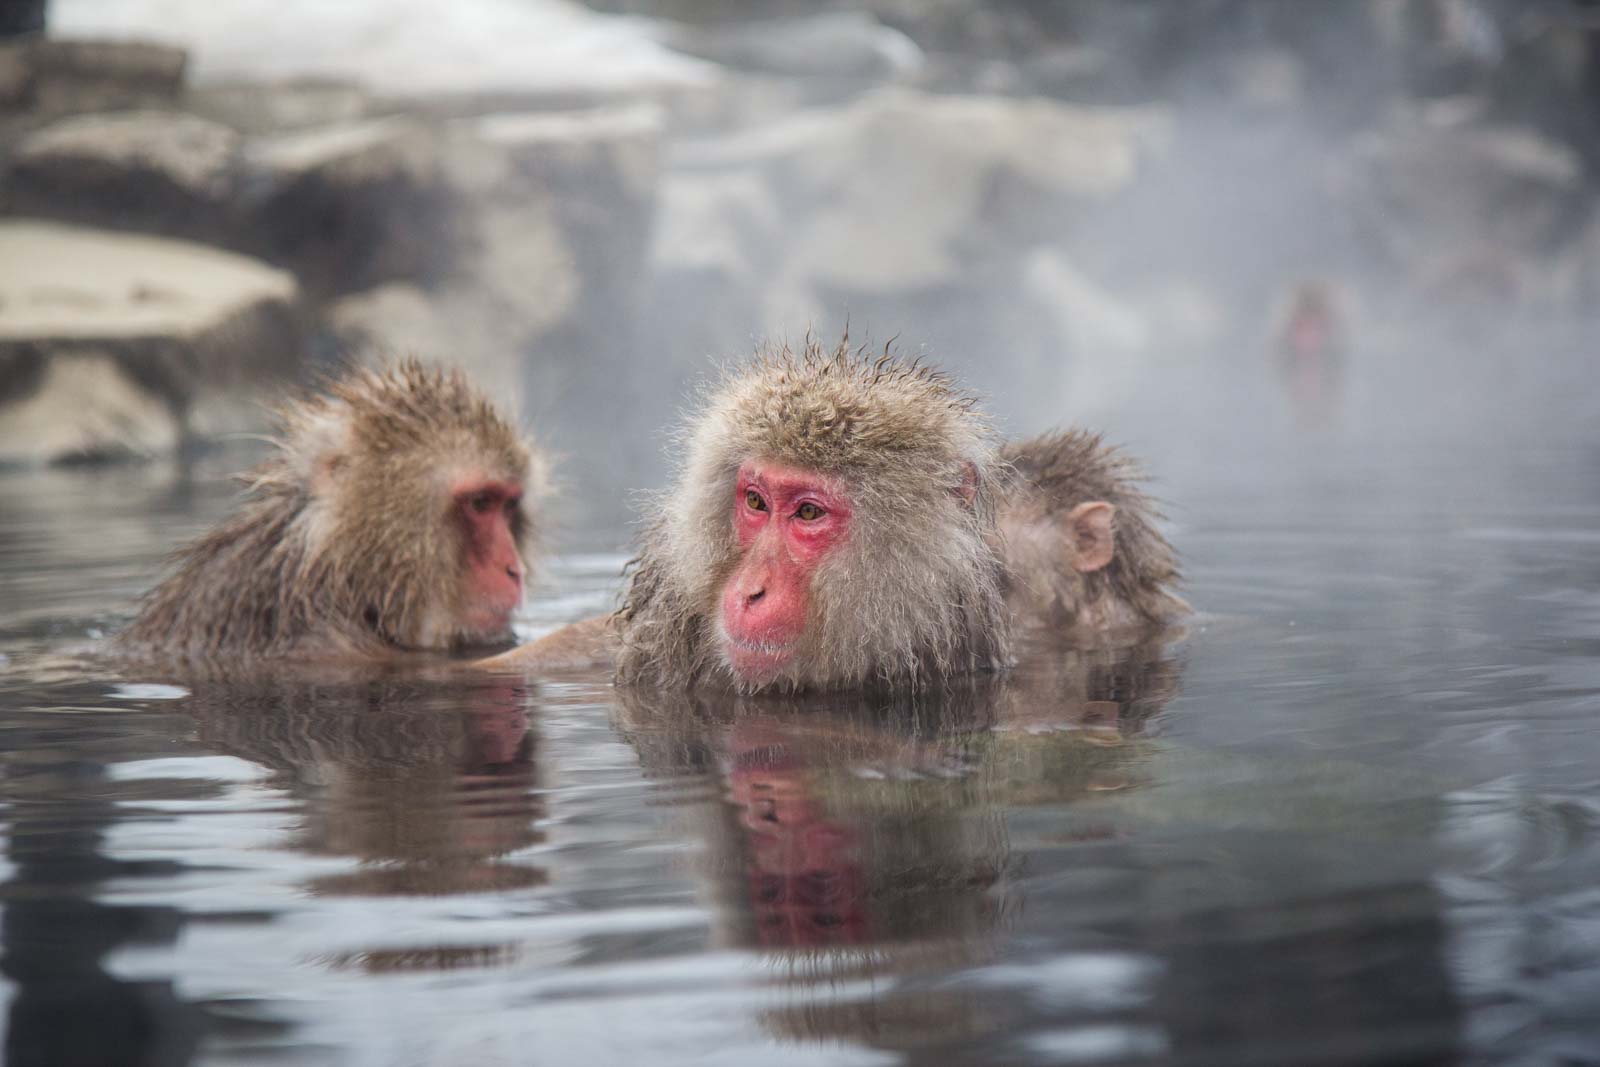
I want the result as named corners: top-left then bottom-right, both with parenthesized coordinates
top-left (999, 430), bottom-right (1186, 633)
top-left (616, 337), bottom-right (1010, 693)
top-left (121, 360), bottom-right (544, 662)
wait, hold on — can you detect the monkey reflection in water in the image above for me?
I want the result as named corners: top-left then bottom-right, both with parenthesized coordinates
top-left (614, 640), bottom-right (1182, 1048)
top-left (185, 673), bottom-right (545, 974)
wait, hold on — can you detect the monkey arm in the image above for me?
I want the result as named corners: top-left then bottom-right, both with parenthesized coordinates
top-left (475, 614), bottom-right (619, 671)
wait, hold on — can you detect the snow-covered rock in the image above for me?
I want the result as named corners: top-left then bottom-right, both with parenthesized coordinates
top-left (52, 0), bottom-right (718, 100)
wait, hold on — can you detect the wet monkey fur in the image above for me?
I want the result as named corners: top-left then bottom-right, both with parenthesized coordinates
top-left (484, 338), bottom-right (1185, 692)
top-left (121, 360), bottom-right (546, 664)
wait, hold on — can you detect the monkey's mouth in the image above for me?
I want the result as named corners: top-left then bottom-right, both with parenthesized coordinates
top-left (458, 602), bottom-right (518, 641)
top-left (719, 628), bottom-right (799, 676)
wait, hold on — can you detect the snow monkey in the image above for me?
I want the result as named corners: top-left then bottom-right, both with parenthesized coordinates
top-left (120, 360), bottom-right (546, 663)
top-left (483, 338), bottom-right (1185, 692)
top-left (997, 429), bottom-right (1186, 636)
top-left (1271, 280), bottom-right (1348, 428)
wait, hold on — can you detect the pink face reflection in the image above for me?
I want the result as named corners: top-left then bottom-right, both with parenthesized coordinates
top-left (728, 724), bottom-right (868, 947)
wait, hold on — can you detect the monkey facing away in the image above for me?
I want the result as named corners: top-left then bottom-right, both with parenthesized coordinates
top-left (120, 360), bottom-right (546, 663)
top-left (482, 338), bottom-right (1184, 692)
top-left (997, 429), bottom-right (1186, 635)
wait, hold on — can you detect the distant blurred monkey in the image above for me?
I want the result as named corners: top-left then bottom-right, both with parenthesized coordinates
top-left (1272, 280), bottom-right (1347, 429)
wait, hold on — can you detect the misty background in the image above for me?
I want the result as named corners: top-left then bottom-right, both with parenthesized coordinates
top-left (2, 0), bottom-right (1598, 532)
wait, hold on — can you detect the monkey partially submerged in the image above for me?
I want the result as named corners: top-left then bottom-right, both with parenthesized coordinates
top-left (121, 360), bottom-right (546, 663)
top-left (484, 338), bottom-right (1185, 691)
top-left (997, 430), bottom-right (1186, 635)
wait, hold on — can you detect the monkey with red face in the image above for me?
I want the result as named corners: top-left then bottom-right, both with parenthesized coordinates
top-left (483, 338), bottom-right (1184, 692)
top-left (613, 341), bottom-right (1012, 691)
top-left (121, 360), bottom-right (545, 664)
top-left (1272, 280), bottom-right (1347, 429)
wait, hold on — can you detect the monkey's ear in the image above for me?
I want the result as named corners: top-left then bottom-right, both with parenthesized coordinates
top-left (311, 452), bottom-right (346, 498)
top-left (953, 461), bottom-right (980, 508)
top-left (1068, 501), bottom-right (1115, 573)
top-left (294, 410), bottom-right (351, 499)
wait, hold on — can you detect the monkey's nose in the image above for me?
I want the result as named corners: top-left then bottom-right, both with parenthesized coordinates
top-left (746, 587), bottom-right (765, 604)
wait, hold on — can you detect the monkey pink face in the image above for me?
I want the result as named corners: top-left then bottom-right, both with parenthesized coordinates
top-left (454, 477), bottom-right (526, 640)
top-left (719, 462), bottom-right (852, 684)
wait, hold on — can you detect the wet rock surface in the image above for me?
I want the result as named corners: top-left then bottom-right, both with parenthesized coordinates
top-left (248, 117), bottom-right (461, 299)
top-left (0, 37), bottom-right (186, 116)
top-left (0, 222), bottom-right (301, 464)
top-left (50, 0), bottom-right (716, 100)
top-left (3, 110), bottom-right (243, 239)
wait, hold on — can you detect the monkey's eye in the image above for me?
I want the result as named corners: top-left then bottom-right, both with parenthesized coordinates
top-left (505, 496), bottom-right (522, 515)
top-left (795, 502), bottom-right (824, 521)
top-left (470, 492), bottom-right (495, 515)
top-left (745, 489), bottom-right (767, 512)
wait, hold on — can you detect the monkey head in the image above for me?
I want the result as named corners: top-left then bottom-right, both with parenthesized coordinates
top-left (121, 360), bottom-right (547, 662)
top-left (618, 340), bottom-right (1010, 692)
top-left (286, 362), bottom-right (544, 650)
top-left (997, 431), bottom-right (1185, 637)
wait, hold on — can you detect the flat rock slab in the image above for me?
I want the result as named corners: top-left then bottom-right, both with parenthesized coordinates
top-left (3, 110), bottom-right (244, 240)
top-left (0, 221), bottom-right (303, 464)
top-left (0, 37), bottom-right (187, 113)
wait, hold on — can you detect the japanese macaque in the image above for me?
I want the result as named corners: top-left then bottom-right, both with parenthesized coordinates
top-left (1272, 280), bottom-right (1347, 428)
top-left (120, 360), bottom-right (545, 663)
top-left (483, 338), bottom-right (1184, 692)
top-left (998, 430), bottom-right (1186, 636)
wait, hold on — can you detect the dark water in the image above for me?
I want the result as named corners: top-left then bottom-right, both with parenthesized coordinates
top-left (2, 406), bottom-right (1599, 1066)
